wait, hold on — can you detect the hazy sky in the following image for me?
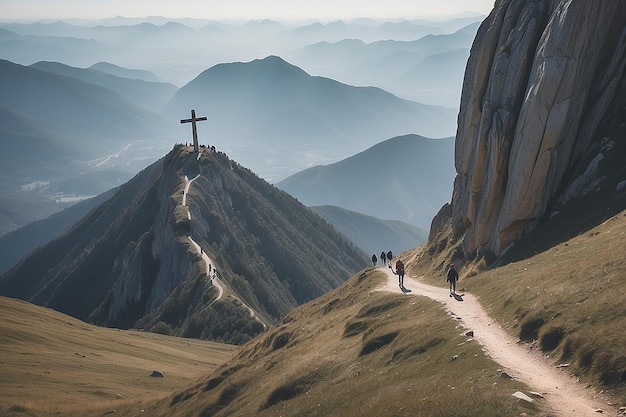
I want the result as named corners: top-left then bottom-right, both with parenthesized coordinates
top-left (1, 0), bottom-right (495, 21)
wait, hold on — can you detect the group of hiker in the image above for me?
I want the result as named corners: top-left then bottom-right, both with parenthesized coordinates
top-left (371, 251), bottom-right (459, 294)
top-left (371, 250), bottom-right (407, 287)
top-left (371, 250), bottom-right (394, 266)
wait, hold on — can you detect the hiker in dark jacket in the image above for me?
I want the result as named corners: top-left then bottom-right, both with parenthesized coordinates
top-left (372, 254), bottom-right (377, 266)
top-left (446, 264), bottom-right (459, 295)
top-left (381, 251), bottom-right (386, 265)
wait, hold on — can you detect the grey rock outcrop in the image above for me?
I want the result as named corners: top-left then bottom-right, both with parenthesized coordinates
top-left (431, 0), bottom-right (626, 257)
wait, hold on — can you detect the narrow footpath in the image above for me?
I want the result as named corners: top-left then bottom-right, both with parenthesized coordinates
top-left (183, 174), bottom-right (224, 300)
top-left (187, 237), bottom-right (224, 303)
top-left (182, 169), bottom-right (266, 328)
top-left (377, 266), bottom-right (616, 417)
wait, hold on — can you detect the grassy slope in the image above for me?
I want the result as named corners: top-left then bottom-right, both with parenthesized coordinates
top-left (3, 210), bottom-right (624, 416)
top-left (111, 270), bottom-right (539, 417)
top-left (407, 209), bottom-right (626, 404)
top-left (0, 297), bottom-right (237, 417)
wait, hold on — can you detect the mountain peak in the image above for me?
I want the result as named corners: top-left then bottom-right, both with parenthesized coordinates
top-left (0, 145), bottom-right (367, 344)
top-left (198, 55), bottom-right (310, 83)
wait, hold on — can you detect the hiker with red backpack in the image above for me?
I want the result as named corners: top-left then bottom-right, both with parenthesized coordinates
top-left (396, 259), bottom-right (405, 288)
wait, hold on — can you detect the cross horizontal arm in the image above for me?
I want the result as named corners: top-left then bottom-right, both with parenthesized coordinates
top-left (180, 116), bottom-right (208, 124)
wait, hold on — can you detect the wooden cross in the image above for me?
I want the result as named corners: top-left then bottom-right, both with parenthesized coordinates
top-left (180, 109), bottom-right (207, 152)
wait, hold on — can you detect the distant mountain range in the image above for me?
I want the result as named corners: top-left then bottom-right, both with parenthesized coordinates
top-left (30, 61), bottom-right (177, 109)
top-left (0, 59), bottom-right (175, 235)
top-left (167, 55), bottom-right (457, 182)
top-left (277, 134), bottom-right (456, 229)
top-left (0, 16), bottom-right (484, 95)
top-left (0, 52), bottom-right (457, 236)
top-left (0, 16), bottom-right (470, 237)
top-left (286, 22), bottom-right (480, 108)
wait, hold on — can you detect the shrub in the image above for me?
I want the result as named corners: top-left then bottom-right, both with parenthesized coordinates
top-left (540, 326), bottom-right (565, 351)
top-left (261, 371), bottom-right (323, 410)
top-left (151, 321), bottom-right (172, 335)
top-left (359, 331), bottom-right (399, 356)
top-left (519, 316), bottom-right (545, 342)
top-left (343, 320), bottom-right (369, 338)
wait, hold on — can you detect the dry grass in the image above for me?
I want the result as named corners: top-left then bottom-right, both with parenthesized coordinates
top-left (408, 209), bottom-right (626, 405)
top-left (4, 209), bottom-right (624, 416)
top-left (0, 297), bottom-right (237, 417)
top-left (110, 269), bottom-right (541, 417)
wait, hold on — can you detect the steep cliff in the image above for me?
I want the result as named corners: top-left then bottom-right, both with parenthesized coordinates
top-left (430, 0), bottom-right (626, 260)
top-left (0, 146), bottom-right (368, 343)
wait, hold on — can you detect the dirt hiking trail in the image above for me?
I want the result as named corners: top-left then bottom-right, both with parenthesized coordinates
top-left (377, 266), bottom-right (617, 416)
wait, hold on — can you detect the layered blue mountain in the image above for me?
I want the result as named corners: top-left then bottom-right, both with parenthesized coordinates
top-left (0, 59), bottom-right (174, 234)
top-left (0, 16), bottom-right (483, 102)
top-left (277, 134), bottom-right (456, 229)
top-left (0, 27), bottom-right (106, 67)
top-left (286, 22), bottom-right (480, 108)
top-left (167, 55), bottom-right (457, 182)
top-left (89, 61), bottom-right (162, 82)
top-left (30, 61), bottom-right (177, 109)
top-left (0, 59), bottom-right (166, 160)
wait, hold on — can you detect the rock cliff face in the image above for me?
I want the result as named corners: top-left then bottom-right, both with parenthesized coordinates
top-left (430, 0), bottom-right (626, 258)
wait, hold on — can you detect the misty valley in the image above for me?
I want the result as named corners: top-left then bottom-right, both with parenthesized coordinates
top-left (0, 15), bottom-right (479, 239)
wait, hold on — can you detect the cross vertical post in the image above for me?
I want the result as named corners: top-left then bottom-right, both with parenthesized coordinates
top-left (180, 109), bottom-right (208, 152)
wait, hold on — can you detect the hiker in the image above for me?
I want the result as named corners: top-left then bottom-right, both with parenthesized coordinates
top-left (446, 263), bottom-right (459, 295)
top-left (372, 254), bottom-right (377, 266)
top-left (386, 251), bottom-right (393, 264)
top-left (396, 259), bottom-right (405, 287)
top-left (381, 251), bottom-right (386, 265)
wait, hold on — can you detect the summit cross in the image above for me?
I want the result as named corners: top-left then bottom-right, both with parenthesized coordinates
top-left (180, 109), bottom-right (207, 152)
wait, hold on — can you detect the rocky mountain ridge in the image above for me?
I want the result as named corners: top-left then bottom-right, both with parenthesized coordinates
top-left (430, 0), bottom-right (626, 260)
top-left (0, 146), bottom-right (368, 343)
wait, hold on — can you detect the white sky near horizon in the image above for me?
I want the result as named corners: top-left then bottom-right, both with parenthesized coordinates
top-left (1, 0), bottom-right (496, 22)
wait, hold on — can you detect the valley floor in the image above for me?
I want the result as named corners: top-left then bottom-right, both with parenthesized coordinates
top-left (376, 266), bottom-right (617, 417)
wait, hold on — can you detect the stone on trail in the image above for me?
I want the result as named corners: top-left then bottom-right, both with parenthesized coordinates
top-left (500, 370), bottom-right (513, 379)
top-left (512, 391), bottom-right (534, 403)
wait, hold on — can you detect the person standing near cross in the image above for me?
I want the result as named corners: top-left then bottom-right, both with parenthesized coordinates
top-left (180, 109), bottom-right (207, 152)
